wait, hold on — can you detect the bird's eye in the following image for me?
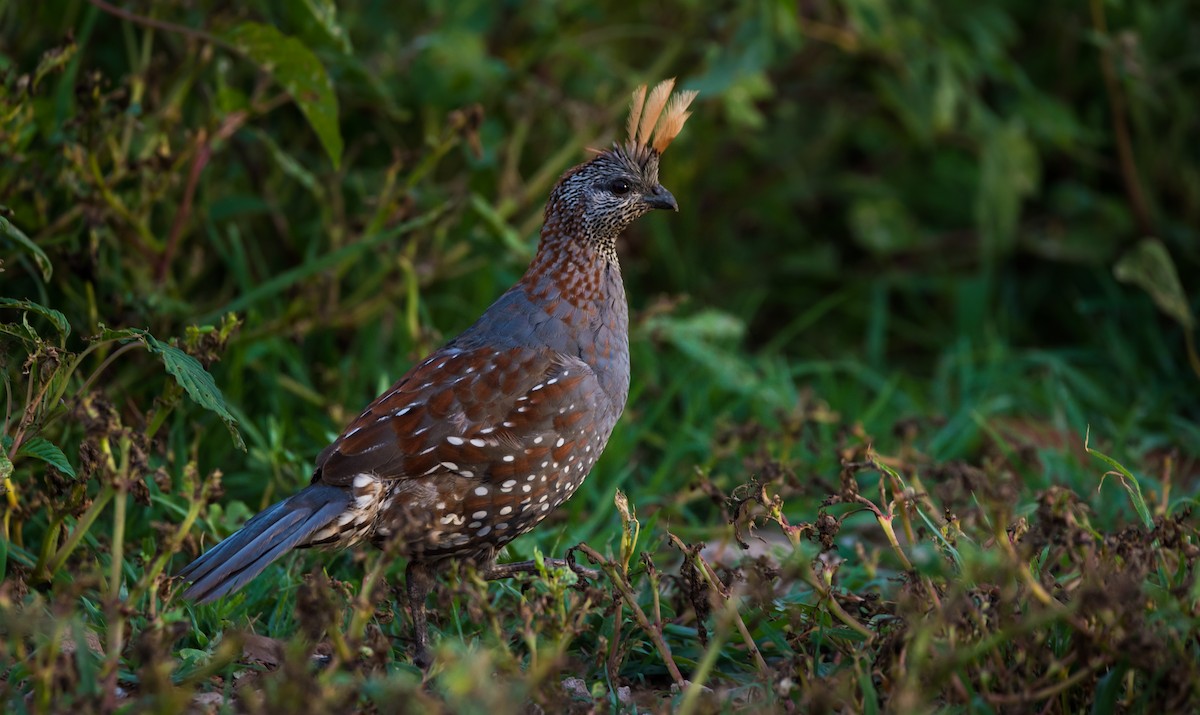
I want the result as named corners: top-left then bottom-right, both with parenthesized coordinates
top-left (609, 179), bottom-right (631, 195)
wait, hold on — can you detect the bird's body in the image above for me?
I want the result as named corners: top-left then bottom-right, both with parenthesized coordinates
top-left (179, 80), bottom-right (696, 666)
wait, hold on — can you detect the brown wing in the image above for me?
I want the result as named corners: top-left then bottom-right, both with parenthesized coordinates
top-left (314, 345), bottom-right (608, 491)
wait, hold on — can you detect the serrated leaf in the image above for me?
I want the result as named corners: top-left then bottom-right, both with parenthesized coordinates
top-left (0, 216), bottom-right (52, 281)
top-left (89, 326), bottom-right (245, 450)
top-left (1114, 239), bottom-right (1194, 331)
top-left (17, 437), bottom-right (76, 478)
top-left (143, 334), bottom-right (245, 450)
top-left (224, 22), bottom-right (343, 168)
top-left (0, 297), bottom-right (69, 339)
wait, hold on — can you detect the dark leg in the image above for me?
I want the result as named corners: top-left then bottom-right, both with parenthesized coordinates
top-left (405, 561), bottom-right (435, 669)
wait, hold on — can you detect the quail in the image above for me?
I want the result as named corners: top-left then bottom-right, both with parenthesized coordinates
top-left (178, 79), bottom-right (697, 667)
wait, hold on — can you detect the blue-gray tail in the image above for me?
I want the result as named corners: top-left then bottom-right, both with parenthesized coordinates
top-left (178, 484), bottom-right (350, 603)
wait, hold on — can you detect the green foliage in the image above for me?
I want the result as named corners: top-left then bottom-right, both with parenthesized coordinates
top-left (1, 0), bottom-right (1198, 712)
top-left (0, 217), bottom-right (52, 281)
top-left (223, 22), bottom-right (344, 168)
top-left (14, 437), bottom-right (76, 479)
top-left (93, 326), bottom-right (245, 449)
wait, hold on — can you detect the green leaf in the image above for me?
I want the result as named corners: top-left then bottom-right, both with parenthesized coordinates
top-left (224, 22), bottom-right (343, 168)
top-left (1113, 239), bottom-right (1194, 331)
top-left (0, 448), bottom-right (12, 483)
top-left (145, 334), bottom-right (245, 450)
top-left (0, 320), bottom-right (40, 345)
top-left (91, 327), bottom-right (245, 450)
top-left (0, 297), bottom-right (69, 339)
top-left (17, 437), bottom-right (76, 478)
top-left (0, 216), bottom-right (52, 281)
top-left (1090, 663), bottom-right (1126, 715)
top-left (1086, 428), bottom-right (1153, 529)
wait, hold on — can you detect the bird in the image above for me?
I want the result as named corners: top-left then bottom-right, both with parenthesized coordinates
top-left (177, 79), bottom-right (697, 668)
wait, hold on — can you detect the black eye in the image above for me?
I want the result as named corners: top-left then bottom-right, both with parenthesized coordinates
top-left (609, 179), bottom-right (631, 195)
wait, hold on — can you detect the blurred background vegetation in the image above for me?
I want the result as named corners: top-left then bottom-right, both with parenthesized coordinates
top-left (2, 0), bottom-right (1198, 711)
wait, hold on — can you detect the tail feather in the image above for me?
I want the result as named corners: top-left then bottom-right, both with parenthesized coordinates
top-left (178, 484), bottom-right (351, 603)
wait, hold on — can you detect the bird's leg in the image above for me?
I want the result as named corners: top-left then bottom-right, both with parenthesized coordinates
top-left (405, 561), bottom-right (436, 669)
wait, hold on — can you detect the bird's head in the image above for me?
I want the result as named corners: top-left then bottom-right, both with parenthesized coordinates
top-left (544, 79), bottom-right (697, 259)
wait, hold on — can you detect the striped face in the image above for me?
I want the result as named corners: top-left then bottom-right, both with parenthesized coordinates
top-left (542, 147), bottom-right (676, 262)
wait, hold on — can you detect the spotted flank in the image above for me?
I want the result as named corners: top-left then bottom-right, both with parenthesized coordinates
top-left (312, 348), bottom-right (617, 560)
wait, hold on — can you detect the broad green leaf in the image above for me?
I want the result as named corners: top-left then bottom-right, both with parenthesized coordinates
top-left (224, 22), bottom-right (343, 169)
top-left (1114, 239), bottom-right (1194, 331)
top-left (90, 327), bottom-right (245, 450)
top-left (0, 297), bottom-right (69, 339)
top-left (17, 437), bottom-right (76, 478)
top-left (143, 334), bottom-right (245, 450)
top-left (0, 216), bottom-right (52, 281)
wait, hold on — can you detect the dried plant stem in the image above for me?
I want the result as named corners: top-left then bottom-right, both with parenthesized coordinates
top-left (668, 533), bottom-right (768, 674)
top-left (101, 438), bottom-right (131, 710)
top-left (40, 485), bottom-right (116, 578)
top-left (577, 543), bottom-right (687, 688)
top-left (984, 664), bottom-right (1100, 705)
top-left (133, 477), bottom-right (211, 603)
top-left (807, 573), bottom-right (875, 642)
top-left (156, 112), bottom-right (248, 284)
top-left (86, 0), bottom-right (236, 53)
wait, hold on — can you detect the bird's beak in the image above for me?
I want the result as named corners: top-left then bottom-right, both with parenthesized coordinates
top-left (644, 185), bottom-right (678, 212)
